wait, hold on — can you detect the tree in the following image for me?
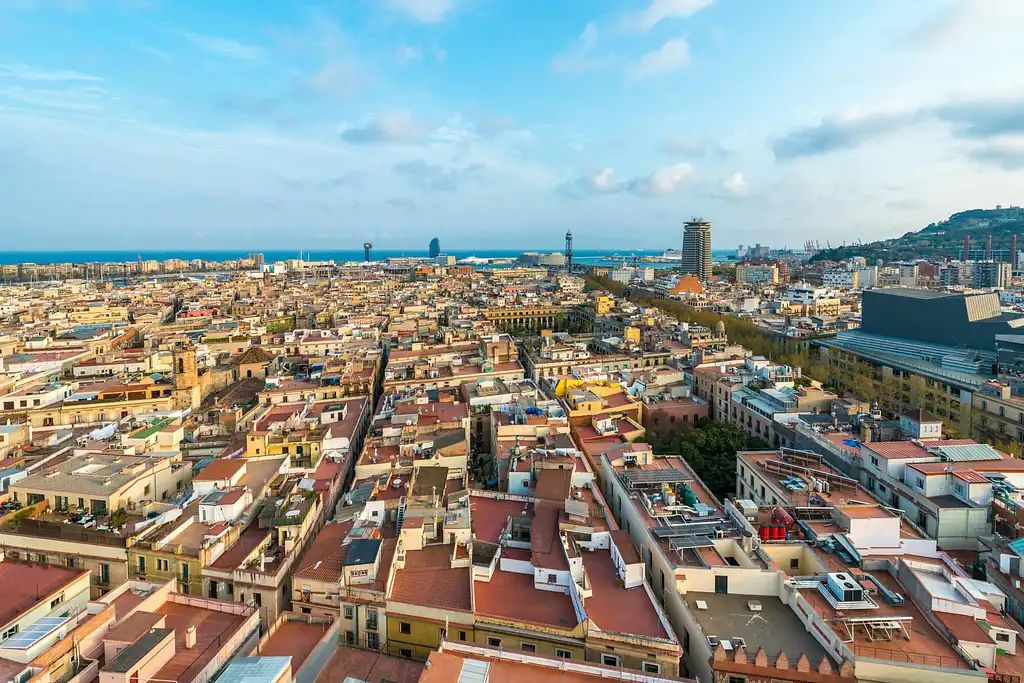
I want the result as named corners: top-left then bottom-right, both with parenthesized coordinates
top-left (649, 418), bottom-right (769, 499)
top-left (906, 376), bottom-right (928, 411)
top-left (848, 362), bottom-right (878, 403)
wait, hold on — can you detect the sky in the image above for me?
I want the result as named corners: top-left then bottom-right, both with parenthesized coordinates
top-left (2, 0), bottom-right (1024, 252)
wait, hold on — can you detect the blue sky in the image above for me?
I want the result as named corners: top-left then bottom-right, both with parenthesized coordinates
top-left (2, 0), bottom-right (1024, 251)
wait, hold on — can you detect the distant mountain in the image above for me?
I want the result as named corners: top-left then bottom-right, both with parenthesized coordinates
top-left (809, 206), bottom-right (1024, 263)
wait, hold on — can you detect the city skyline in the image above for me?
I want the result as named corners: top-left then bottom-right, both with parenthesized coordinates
top-left (2, 0), bottom-right (1024, 250)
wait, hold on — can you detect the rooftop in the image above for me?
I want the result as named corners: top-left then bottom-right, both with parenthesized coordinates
top-left (257, 619), bottom-right (329, 671)
top-left (581, 550), bottom-right (669, 640)
top-left (474, 569), bottom-right (579, 630)
top-left (150, 597), bottom-right (250, 683)
top-left (390, 545), bottom-right (472, 612)
top-left (685, 592), bottom-right (831, 664)
top-left (0, 560), bottom-right (86, 627)
top-left (313, 644), bottom-right (423, 683)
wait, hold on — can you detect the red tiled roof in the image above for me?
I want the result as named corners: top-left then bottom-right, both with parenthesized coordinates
top-left (474, 569), bottom-right (579, 630)
top-left (581, 550), bottom-right (669, 640)
top-left (294, 522), bottom-right (352, 582)
top-left (390, 545), bottom-right (471, 612)
top-left (471, 496), bottom-right (533, 544)
top-left (0, 561), bottom-right (86, 627)
top-left (194, 458), bottom-right (246, 482)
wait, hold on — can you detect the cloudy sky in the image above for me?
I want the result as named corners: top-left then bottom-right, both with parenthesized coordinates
top-left (2, 0), bottom-right (1024, 252)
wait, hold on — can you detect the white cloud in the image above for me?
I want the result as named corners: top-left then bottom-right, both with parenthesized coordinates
top-left (720, 172), bottom-right (748, 197)
top-left (621, 0), bottom-right (716, 33)
top-left (561, 162), bottom-right (696, 199)
top-left (182, 32), bottom-right (263, 60)
top-left (397, 43), bottom-right (423, 65)
top-left (552, 23), bottom-right (618, 75)
top-left (0, 84), bottom-right (112, 111)
top-left (659, 135), bottom-right (704, 156)
top-left (626, 162), bottom-right (694, 197)
top-left (590, 168), bottom-right (618, 192)
top-left (339, 110), bottom-right (430, 144)
top-left (0, 63), bottom-right (103, 81)
top-left (382, 0), bottom-right (455, 23)
top-left (628, 38), bottom-right (690, 81)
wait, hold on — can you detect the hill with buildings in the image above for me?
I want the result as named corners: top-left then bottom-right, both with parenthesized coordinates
top-left (810, 205), bottom-right (1024, 262)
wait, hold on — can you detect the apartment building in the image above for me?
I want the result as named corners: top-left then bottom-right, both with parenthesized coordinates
top-left (383, 338), bottom-right (524, 393)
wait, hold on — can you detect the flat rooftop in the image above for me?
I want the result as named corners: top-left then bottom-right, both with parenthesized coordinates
top-left (314, 644), bottom-right (423, 683)
top-left (474, 569), bottom-right (578, 630)
top-left (470, 496), bottom-right (533, 544)
top-left (257, 620), bottom-right (330, 670)
top-left (150, 599), bottom-right (250, 683)
top-left (582, 550), bottom-right (669, 640)
top-left (685, 592), bottom-right (831, 664)
top-left (390, 545), bottom-right (471, 612)
top-left (0, 560), bottom-right (86, 627)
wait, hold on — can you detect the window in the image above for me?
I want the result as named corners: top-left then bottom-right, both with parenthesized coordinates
top-left (400, 648), bottom-right (412, 659)
top-left (50, 594), bottom-right (64, 609)
top-left (458, 631), bottom-right (467, 642)
top-left (916, 477), bottom-right (925, 489)
top-left (1, 626), bottom-right (17, 641)
top-left (601, 654), bottom-right (620, 667)
top-left (521, 643), bottom-right (536, 653)
top-left (555, 649), bottom-right (572, 659)
top-left (790, 558), bottom-right (799, 569)
top-left (870, 456), bottom-right (879, 467)
top-left (439, 628), bottom-right (447, 640)
top-left (487, 637), bottom-right (502, 648)
top-left (983, 400), bottom-right (988, 410)
top-left (345, 630), bottom-right (355, 645)
top-left (955, 484), bottom-right (964, 496)
top-left (642, 662), bottom-right (662, 674)
top-left (547, 573), bottom-right (557, 583)
top-left (366, 632), bottom-right (379, 650)
top-left (344, 606), bottom-right (354, 620)
top-left (400, 622), bottom-right (411, 635)
top-left (728, 677), bottom-right (747, 683)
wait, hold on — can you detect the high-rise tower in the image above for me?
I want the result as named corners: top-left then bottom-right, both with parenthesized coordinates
top-left (429, 237), bottom-right (441, 258)
top-left (565, 230), bottom-right (573, 273)
top-left (363, 242), bottom-right (373, 262)
top-left (682, 219), bottom-right (712, 281)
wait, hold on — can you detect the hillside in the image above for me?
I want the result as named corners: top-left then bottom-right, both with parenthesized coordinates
top-left (809, 206), bottom-right (1024, 263)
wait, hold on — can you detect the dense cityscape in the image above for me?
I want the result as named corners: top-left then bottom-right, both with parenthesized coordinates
top-left (2, 211), bottom-right (1024, 683)
top-left (7, 0), bottom-right (1024, 680)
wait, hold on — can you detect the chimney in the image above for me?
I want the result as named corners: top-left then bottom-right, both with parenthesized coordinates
top-left (986, 234), bottom-right (993, 261)
top-left (185, 624), bottom-right (197, 649)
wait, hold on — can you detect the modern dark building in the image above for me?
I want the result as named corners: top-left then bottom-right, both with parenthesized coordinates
top-left (682, 219), bottom-right (712, 281)
top-left (428, 237), bottom-right (441, 258)
top-left (860, 288), bottom-right (1024, 354)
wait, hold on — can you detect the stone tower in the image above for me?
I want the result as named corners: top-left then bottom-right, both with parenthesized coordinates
top-left (172, 347), bottom-right (200, 409)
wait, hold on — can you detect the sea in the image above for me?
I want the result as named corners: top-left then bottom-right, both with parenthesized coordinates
top-left (0, 249), bottom-right (737, 268)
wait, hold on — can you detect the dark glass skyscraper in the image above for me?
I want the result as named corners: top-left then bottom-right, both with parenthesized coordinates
top-left (429, 237), bottom-right (441, 258)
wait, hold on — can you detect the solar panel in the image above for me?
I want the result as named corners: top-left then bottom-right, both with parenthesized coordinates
top-left (1009, 538), bottom-right (1024, 558)
top-left (621, 469), bottom-right (693, 487)
top-left (2, 615), bottom-right (73, 649)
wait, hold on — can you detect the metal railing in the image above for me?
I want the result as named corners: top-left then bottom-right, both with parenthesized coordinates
top-left (854, 645), bottom-right (973, 670)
